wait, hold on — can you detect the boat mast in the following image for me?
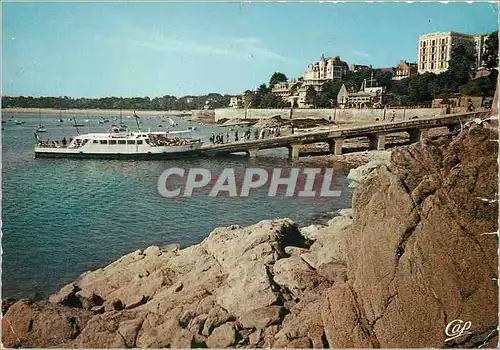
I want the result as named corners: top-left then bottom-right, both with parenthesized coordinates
top-left (73, 117), bottom-right (80, 135)
top-left (134, 111), bottom-right (141, 132)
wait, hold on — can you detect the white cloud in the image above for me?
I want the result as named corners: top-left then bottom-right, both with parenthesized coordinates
top-left (127, 28), bottom-right (288, 61)
top-left (351, 49), bottom-right (371, 58)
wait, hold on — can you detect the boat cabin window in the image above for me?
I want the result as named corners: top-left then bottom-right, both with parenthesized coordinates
top-left (93, 140), bottom-right (99, 144)
top-left (100, 140), bottom-right (108, 144)
top-left (109, 140), bottom-right (117, 145)
top-left (137, 140), bottom-right (143, 145)
top-left (118, 140), bottom-right (126, 144)
top-left (145, 139), bottom-right (150, 145)
top-left (127, 140), bottom-right (135, 145)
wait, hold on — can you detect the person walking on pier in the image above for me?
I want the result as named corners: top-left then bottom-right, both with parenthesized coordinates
top-left (291, 124), bottom-right (295, 135)
top-left (235, 130), bottom-right (239, 142)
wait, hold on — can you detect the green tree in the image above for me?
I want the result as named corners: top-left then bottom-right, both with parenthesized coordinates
top-left (482, 31), bottom-right (498, 69)
top-left (269, 72), bottom-right (288, 87)
top-left (374, 70), bottom-right (394, 88)
top-left (305, 86), bottom-right (318, 107)
top-left (260, 93), bottom-right (285, 108)
top-left (316, 80), bottom-right (343, 108)
top-left (448, 44), bottom-right (475, 86)
top-left (459, 76), bottom-right (495, 97)
top-left (408, 72), bottom-right (436, 105)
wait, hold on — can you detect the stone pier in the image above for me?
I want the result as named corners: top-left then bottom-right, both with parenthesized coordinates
top-left (198, 112), bottom-right (489, 160)
top-left (368, 133), bottom-right (386, 150)
top-left (247, 149), bottom-right (258, 158)
top-left (288, 144), bottom-right (300, 161)
top-left (408, 128), bottom-right (429, 143)
top-left (328, 139), bottom-right (344, 155)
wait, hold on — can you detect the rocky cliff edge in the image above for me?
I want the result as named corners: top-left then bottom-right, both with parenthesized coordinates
top-left (2, 123), bottom-right (498, 348)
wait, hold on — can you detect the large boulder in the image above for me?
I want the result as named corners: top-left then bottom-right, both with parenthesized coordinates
top-left (2, 299), bottom-right (93, 348)
top-left (326, 124), bottom-right (498, 347)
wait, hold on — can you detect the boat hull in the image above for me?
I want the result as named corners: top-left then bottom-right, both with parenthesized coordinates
top-left (35, 149), bottom-right (202, 160)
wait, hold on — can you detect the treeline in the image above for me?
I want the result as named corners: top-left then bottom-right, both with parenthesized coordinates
top-left (2, 93), bottom-right (231, 111)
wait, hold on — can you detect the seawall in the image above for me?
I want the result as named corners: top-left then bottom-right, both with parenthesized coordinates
top-left (193, 107), bottom-right (451, 125)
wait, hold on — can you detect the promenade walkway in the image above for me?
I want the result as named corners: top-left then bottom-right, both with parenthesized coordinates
top-left (199, 111), bottom-right (491, 160)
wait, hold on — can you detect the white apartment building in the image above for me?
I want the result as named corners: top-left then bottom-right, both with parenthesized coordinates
top-left (473, 34), bottom-right (488, 69)
top-left (418, 31), bottom-right (488, 75)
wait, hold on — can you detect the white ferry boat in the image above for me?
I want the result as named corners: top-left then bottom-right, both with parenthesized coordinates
top-left (34, 129), bottom-right (203, 159)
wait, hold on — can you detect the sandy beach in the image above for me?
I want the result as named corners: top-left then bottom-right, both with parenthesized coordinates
top-left (1, 108), bottom-right (192, 117)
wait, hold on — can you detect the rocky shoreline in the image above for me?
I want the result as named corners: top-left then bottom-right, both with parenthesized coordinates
top-left (2, 122), bottom-right (498, 348)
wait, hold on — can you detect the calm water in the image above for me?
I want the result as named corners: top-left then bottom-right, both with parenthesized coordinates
top-left (1, 112), bottom-right (352, 299)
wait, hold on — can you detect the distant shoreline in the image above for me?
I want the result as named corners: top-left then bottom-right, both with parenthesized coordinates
top-left (1, 108), bottom-right (192, 117)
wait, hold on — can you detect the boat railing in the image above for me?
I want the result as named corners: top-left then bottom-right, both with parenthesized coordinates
top-left (148, 134), bottom-right (201, 147)
top-left (36, 141), bottom-right (71, 149)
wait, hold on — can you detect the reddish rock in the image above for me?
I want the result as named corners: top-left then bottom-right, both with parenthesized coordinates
top-left (2, 299), bottom-right (93, 348)
top-left (239, 306), bottom-right (284, 329)
top-left (4, 124), bottom-right (496, 348)
top-left (206, 323), bottom-right (236, 348)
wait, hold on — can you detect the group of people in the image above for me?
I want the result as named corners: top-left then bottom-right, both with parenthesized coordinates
top-left (209, 127), bottom-right (283, 145)
top-left (36, 137), bottom-right (72, 148)
top-left (150, 134), bottom-right (196, 147)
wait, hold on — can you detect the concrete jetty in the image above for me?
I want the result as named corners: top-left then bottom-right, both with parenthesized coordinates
top-left (200, 111), bottom-right (490, 160)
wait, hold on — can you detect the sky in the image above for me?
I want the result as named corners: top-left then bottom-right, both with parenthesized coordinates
top-left (2, 1), bottom-right (498, 98)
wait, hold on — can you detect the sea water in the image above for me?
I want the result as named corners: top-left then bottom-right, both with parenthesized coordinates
top-left (1, 113), bottom-right (352, 299)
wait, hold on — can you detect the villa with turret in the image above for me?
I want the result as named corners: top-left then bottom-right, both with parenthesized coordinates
top-left (271, 55), bottom-right (348, 108)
